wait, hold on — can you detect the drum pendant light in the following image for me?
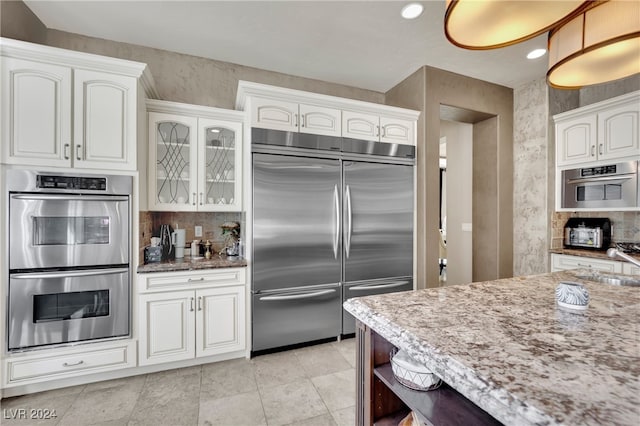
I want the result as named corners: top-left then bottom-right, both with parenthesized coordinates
top-left (547, 1), bottom-right (640, 89)
top-left (444, 0), bottom-right (589, 50)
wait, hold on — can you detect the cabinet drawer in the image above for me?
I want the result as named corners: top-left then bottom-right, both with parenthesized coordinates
top-left (551, 254), bottom-right (622, 273)
top-left (623, 263), bottom-right (640, 276)
top-left (140, 268), bottom-right (246, 292)
top-left (5, 341), bottom-right (135, 384)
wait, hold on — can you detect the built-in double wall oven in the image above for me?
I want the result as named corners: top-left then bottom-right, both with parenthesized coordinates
top-left (6, 169), bottom-right (132, 351)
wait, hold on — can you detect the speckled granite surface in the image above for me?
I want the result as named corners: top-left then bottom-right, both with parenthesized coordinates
top-left (137, 255), bottom-right (247, 273)
top-left (549, 247), bottom-right (640, 261)
top-left (344, 270), bottom-right (640, 426)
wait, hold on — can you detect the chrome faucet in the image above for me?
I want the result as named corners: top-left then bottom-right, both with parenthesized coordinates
top-left (607, 248), bottom-right (640, 269)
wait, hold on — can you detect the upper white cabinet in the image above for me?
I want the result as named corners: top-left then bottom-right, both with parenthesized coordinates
top-left (1, 37), bottom-right (156, 171)
top-left (237, 81), bottom-right (419, 145)
top-left (555, 91), bottom-right (639, 167)
top-left (251, 97), bottom-right (341, 137)
top-left (342, 111), bottom-right (414, 144)
top-left (147, 100), bottom-right (244, 212)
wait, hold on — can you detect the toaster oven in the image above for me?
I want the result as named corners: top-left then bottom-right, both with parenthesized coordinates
top-left (564, 218), bottom-right (611, 250)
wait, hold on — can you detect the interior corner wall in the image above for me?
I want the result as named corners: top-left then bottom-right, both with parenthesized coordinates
top-left (426, 67), bottom-right (513, 285)
top-left (513, 78), bottom-right (549, 276)
top-left (385, 68), bottom-right (427, 288)
top-left (0, 0), bottom-right (47, 44)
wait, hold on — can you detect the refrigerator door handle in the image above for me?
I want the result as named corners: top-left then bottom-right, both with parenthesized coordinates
top-left (349, 280), bottom-right (411, 291)
top-left (333, 184), bottom-right (340, 259)
top-left (259, 289), bottom-right (337, 301)
top-left (346, 185), bottom-right (352, 258)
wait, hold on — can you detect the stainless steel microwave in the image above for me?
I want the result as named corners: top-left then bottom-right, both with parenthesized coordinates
top-left (561, 160), bottom-right (639, 209)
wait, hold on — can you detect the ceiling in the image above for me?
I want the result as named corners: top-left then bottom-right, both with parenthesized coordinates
top-left (24, 0), bottom-right (551, 93)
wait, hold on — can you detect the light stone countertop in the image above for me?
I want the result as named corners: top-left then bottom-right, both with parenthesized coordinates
top-left (137, 255), bottom-right (247, 273)
top-left (344, 270), bottom-right (640, 426)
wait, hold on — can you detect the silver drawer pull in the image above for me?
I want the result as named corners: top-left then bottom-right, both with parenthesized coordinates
top-left (188, 277), bottom-right (205, 282)
top-left (62, 360), bottom-right (84, 367)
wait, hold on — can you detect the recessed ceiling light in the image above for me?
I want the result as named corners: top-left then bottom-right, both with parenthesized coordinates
top-left (527, 48), bottom-right (547, 60)
top-left (401, 3), bottom-right (424, 20)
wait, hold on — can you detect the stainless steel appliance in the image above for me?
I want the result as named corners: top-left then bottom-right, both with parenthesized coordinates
top-left (251, 129), bottom-right (414, 352)
top-left (6, 169), bottom-right (132, 351)
top-left (561, 160), bottom-right (639, 209)
top-left (564, 217), bottom-right (611, 250)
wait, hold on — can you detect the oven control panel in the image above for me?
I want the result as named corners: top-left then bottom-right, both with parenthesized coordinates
top-left (37, 175), bottom-right (107, 190)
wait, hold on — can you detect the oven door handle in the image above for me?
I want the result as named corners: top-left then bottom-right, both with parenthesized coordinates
top-left (10, 268), bottom-right (129, 280)
top-left (566, 173), bottom-right (636, 185)
top-left (10, 194), bottom-right (129, 202)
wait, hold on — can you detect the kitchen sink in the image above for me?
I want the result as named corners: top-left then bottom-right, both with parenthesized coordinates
top-left (576, 274), bottom-right (640, 287)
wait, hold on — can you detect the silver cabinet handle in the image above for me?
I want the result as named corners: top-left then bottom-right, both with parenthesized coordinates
top-left (375, 125), bottom-right (380, 137)
top-left (62, 360), bottom-right (84, 367)
top-left (11, 194), bottom-right (129, 202)
top-left (350, 280), bottom-right (410, 291)
top-left (76, 144), bottom-right (82, 161)
top-left (381, 126), bottom-right (386, 138)
top-left (259, 289), bottom-right (336, 301)
top-left (591, 145), bottom-right (596, 157)
top-left (333, 184), bottom-right (340, 260)
top-left (345, 185), bottom-right (352, 259)
top-left (599, 143), bottom-right (604, 156)
top-left (192, 193), bottom-right (196, 206)
top-left (188, 277), bottom-right (205, 282)
top-left (294, 113), bottom-right (299, 128)
top-left (64, 143), bottom-right (70, 160)
top-left (190, 297), bottom-right (195, 312)
top-left (199, 192), bottom-right (203, 206)
top-left (566, 173), bottom-right (636, 184)
top-left (301, 114), bottom-right (306, 128)
top-left (197, 296), bottom-right (203, 311)
top-left (577, 263), bottom-right (592, 268)
top-left (11, 268), bottom-right (128, 280)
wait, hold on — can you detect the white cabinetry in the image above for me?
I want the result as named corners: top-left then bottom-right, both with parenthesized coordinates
top-left (250, 97), bottom-right (341, 137)
top-left (137, 268), bottom-right (246, 367)
top-left (550, 253), bottom-right (623, 273)
top-left (237, 81), bottom-right (419, 145)
top-left (1, 38), bottom-right (153, 170)
top-left (147, 100), bottom-right (243, 211)
top-left (555, 91), bottom-right (639, 166)
top-left (623, 263), bottom-right (640, 276)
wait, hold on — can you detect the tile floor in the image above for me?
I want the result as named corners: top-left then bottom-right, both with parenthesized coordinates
top-left (0, 339), bottom-right (356, 426)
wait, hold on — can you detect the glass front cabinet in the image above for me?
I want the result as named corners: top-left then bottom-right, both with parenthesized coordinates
top-left (147, 101), bottom-right (243, 212)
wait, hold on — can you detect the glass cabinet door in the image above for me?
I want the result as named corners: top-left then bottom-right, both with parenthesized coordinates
top-left (149, 112), bottom-right (198, 210)
top-left (198, 118), bottom-right (242, 211)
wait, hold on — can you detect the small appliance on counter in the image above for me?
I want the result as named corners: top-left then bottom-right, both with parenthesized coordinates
top-left (144, 246), bottom-right (162, 263)
top-left (159, 224), bottom-right (175, 260)
top-left (564, 217), bottom-right (611, 250)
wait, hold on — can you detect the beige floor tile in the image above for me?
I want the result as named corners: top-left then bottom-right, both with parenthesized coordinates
top-left (128, 373), bottom-right (201, 425)
top-left (330, 406), bottom-right (356, 426)
top-left (331, 338), bottom-right (356, 368)
top-left (284, 413), bottom-right (337, 426)
top-left (251, 350), bottom-right (307, 389)
top-left (0, 393), bottom-right (78, 426)
top-left (200, 358), bottom-right (257, 400)
top-left (82, 374), bottom-right (146, 393)
top-left (259, 379), bottom-right (328, 426)
top-left (294, 343), bottom-right (352, 378)
top-left (311, 369), bottom-right (356, 412)
top-left (198, 391), bottom-right (266, 426)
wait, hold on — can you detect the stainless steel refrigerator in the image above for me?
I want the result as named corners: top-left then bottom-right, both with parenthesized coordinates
top-left (252, 129), bottom-right (414, 352)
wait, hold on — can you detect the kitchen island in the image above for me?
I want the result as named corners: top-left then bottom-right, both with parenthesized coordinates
top-left (344, 270), bottom-right (640, 425)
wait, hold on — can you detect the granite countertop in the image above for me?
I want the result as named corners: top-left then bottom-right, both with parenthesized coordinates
top-left (344, 270), bottom-right (640, 426)
top-left (549, 247), bottom-right (640, 261)
top-left (137, 255), bottom-right (247, 273)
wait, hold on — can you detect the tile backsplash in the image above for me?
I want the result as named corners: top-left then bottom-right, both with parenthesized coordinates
top-left (551, 211), bottom-right (640, 249)
top-left (139, 211), bottom-right (243, 264)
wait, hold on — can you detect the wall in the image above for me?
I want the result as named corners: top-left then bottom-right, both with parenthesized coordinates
top-left (387, 67), bottom-right (513, 287)
top-left (439, 120), bottom-right (473, 285)
top-left (513, 79), bottom-right (549, 276)
top-left (0, 0), bottom-right (47, 44)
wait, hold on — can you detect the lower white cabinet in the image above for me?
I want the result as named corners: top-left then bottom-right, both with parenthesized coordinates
top-left (551, 253), bottom-right (623, 273)
top-left (138, 269), bottom-right (246, 366)
top-left (623, 263), bottom-right (640, 276)
top-left (3, 340), bottom-right (136, 386)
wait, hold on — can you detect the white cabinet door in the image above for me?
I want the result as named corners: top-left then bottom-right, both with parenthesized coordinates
top-left (299, 104), bottom-right (341, 137)
top-left (1, 58), bottom-right (72, 167)
top-left (196, 286), bottom-right (245, 358)
top-left (73, 70), bottom-right (137, 170)
top-left (380, 116), bottom-right (414, 145)
top-left (556, 115), bottom-right (597, 166)
top-left (623, 263), bottom-right (640, 276)
top-left (550, 253), bottom-right (622, 273)
top-left (198, 118), bottom-right (243, 211)
top-left (148, 112), bottom-right (199, 211)
top-left (138, 291), bottom-right (196, 366)
top-left (342, 110), bottom-right (379, 140)
top-left (251, 97), bottom-right (298, 132)
top-left (598, 101), bottom-right (639, 162)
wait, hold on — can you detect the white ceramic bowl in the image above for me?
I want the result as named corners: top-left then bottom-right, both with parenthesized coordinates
top-left (555, 281), bottom-right (589, 310)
